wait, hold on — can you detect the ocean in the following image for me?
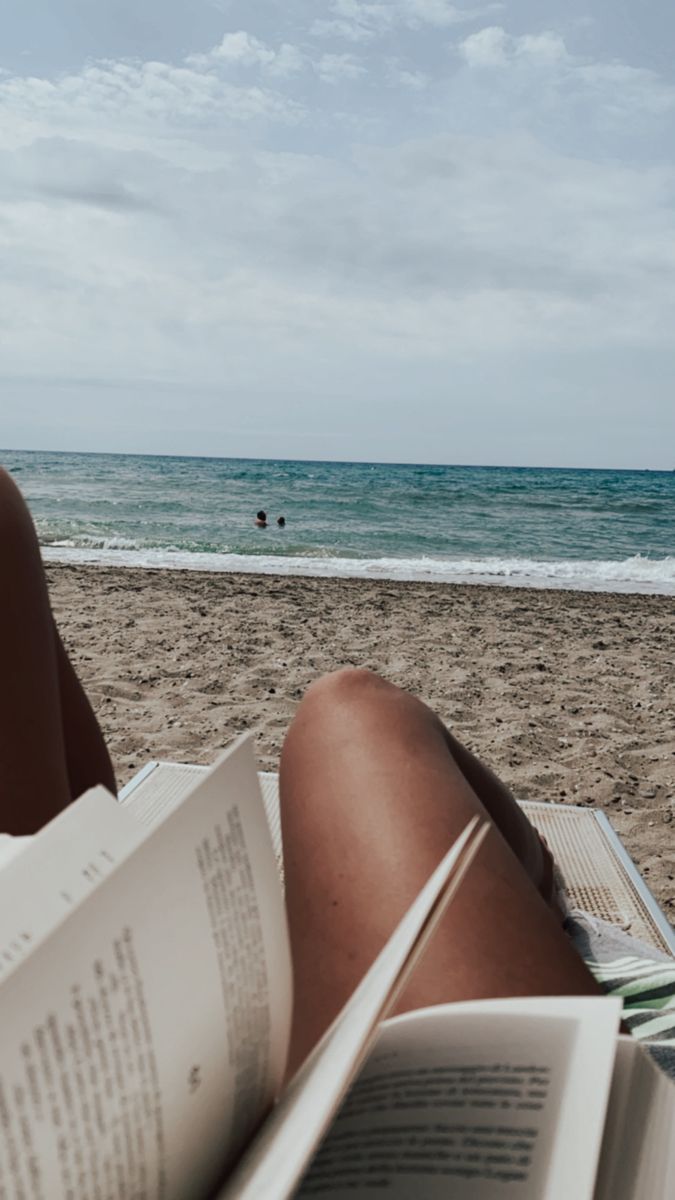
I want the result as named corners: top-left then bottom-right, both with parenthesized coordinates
top-left (3, 449), bottom-right (674, 595)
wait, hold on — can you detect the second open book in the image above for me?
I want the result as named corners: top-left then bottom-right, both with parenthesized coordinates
top-left (0, 736), bottom-right (671, 1198)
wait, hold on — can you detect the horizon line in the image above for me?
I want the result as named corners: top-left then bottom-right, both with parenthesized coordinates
top-left (1, 446), bottom-right (672, 475)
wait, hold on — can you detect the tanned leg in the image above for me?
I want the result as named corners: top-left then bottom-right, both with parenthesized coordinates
top-left (281, 668), bottom-right (599, 1077)
top-left (0, 467), bottom-right (115, 833)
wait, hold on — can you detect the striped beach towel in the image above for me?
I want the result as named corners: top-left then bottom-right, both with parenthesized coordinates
top-left (566, 911), bottom-right (675, 1080)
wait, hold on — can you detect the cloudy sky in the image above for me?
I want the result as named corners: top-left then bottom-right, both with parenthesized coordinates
top-left (1, 1), bottom-right (674, 467)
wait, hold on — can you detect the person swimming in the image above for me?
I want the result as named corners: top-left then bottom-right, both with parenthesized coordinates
top-left (255, 510), bottom-right (268, 528)
top-left (277, 516), bottom-right (286, 528)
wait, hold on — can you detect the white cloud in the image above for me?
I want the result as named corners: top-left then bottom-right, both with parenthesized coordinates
top-left (0, 58), bottom-right (303, 146)
top-left (188, 30), bottom-right (305, 78)
top-left (459, 26), bottom-right (568, 68)
top-left (515, 32), bottom-right (567, 64)
top-left (457, 25), bottom-right (675, 120)
top-left (459, 25), bottom-right (509, 66)
top-left (310, 4), bottom-right (383, 44)
top-left (310, 18), bottom-right (377, 44)
top-left (387, 62), bottom-right (430, 89)
top-left (576, 61), bottom-right (675, 116)
top-left (267, 43), bottom-right (306, 79)
top-left (207, 30), bottom-right (276, 67)
top-left (401, 0), bottom-right (495, 28)
top-left (315, 53), bottom-right (366, 84)
top-left (312, 0), bottom-right (497, 41)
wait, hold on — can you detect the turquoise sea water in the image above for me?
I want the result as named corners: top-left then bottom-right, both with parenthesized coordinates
top-left (3, 449), bottom-right (674, 594)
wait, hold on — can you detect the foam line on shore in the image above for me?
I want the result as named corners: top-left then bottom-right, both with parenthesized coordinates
top-left (40, 546), bottom-right (675, 595)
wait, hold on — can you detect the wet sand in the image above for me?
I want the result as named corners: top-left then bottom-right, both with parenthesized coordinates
top-left (47, 565), bottom-right (675, 919)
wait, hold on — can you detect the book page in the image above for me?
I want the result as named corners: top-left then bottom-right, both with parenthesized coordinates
top-left (218, 819), bottom-right (490, 1200)
top-left (297, 996), bottom-right (622, 1200)
top-left (0, 788), bottom-right (147, 978)
top-left (120, 765), bottom-right (208, 827)
top-left (0, 736), bottom-right (292, 1200)
top-left (594, 1036), bottom-right (675, 1200)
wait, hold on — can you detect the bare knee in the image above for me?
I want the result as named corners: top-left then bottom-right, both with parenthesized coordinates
top-left (304, 667), bottom-right (392, 707)
top-left (281, 669), bottom-right (394, 770)
top-left (283, 669), bottom-right (447, 771)
top-left (294, 667), bottom-right (411, 729)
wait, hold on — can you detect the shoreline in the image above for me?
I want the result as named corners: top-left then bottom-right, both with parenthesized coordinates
top-left (47, 564), bottom-right (675, 919)
top-left (40, 547), bottom-right (675, 596)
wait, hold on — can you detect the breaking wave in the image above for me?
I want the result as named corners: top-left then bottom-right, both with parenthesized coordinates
top-left (40, 546), bottom-right (675, 595)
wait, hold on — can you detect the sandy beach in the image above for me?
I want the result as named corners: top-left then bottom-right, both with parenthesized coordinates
top-left (47, 565), bottom-right (674, 920)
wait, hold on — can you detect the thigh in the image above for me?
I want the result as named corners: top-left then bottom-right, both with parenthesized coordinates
top-left (280, 669), bottom-right (599, 1075)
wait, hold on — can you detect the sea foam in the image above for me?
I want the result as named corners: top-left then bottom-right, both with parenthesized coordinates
top-left (40, 546), bottom-right (675, 595)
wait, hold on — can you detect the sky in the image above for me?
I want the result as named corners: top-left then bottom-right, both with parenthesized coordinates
top-left (1, 1), bottom-right (674, 468)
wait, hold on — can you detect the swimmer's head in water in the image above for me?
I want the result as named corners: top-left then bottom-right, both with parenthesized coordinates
top-left (277, 516), bottom-right (286, 527)
top-left (257, 511), bottom-right (267, 522)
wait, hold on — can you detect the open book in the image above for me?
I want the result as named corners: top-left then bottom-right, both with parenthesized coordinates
top-left (0, 736), bottom-right (671, 1199)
